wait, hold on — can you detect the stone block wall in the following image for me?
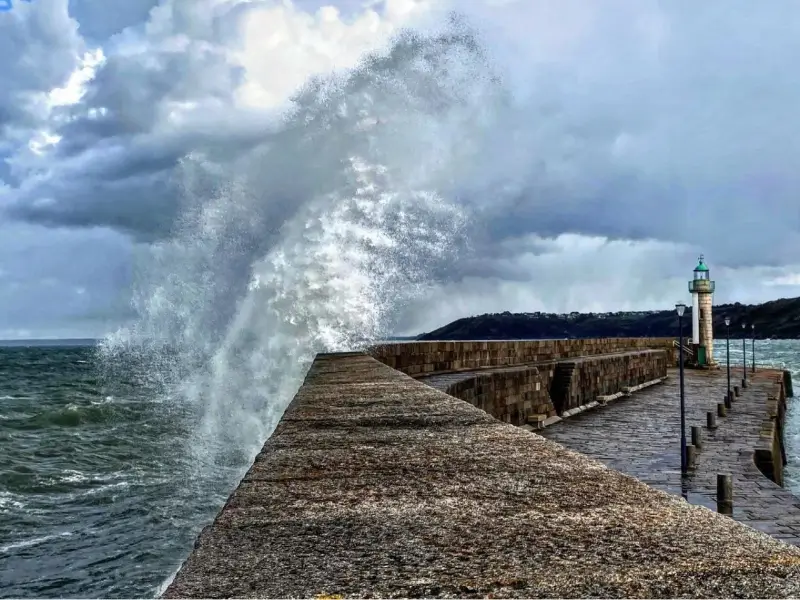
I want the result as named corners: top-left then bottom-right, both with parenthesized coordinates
top-left (444, 367), bottom-right (554, 426)
top-left (440, 349), bottom-right (668, 425)
top-left (563, 350), bottom-right (668, 413)
top-left (755, 371), bottom-right (791, 486)
top-left (371, 338), bottom-right (677, 377)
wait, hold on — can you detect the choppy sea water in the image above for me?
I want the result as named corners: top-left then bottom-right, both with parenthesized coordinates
top-left (1, 338), bottom-right (799, 598)
top-left (0, 343), bottom-right (242, 598)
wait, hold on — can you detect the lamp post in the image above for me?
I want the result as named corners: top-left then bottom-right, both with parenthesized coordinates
top-left (751, 323), bottom-right (756, 373)
top-left (742, 322), bottom-right (747, 386)
top-left (725, 316), bottom-right (731, 408)
top-left (676, 302), bottom-right (687, 476)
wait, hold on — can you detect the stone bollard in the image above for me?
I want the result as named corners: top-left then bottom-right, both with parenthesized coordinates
top-left (734, 385), bottom-right (740, 397)
top-left (724, 393), bottom-right (731, 409)
top-left (707, 411), bottom-right (717, 429)
top-left (686, 444), bottom-right (697, 470)
top-left (691, 426), bottom-right (703, 450)
top-left (717, 474), bottom-right (733, 514)
top-left (742, 378), bottom-right (748, 389)
top-left (729, 390), bottom-right (735, 405)
top-left (717, 403), bottom-right (727, 417)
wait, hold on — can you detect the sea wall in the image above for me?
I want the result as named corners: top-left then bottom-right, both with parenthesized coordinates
top-left (371, 337), bottom-right (677, 377)
top-left (163, 353), bottom-right (800, 599)
top-left (443, 366), bottom-right (553, 426)
top-left (755, 370), bottom-right (792, 486)
top-left (441, 349), bottom-right (668, 425)
top-left (562, 349), bottom-right (668, 413)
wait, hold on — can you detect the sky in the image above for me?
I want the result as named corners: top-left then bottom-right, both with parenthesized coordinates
top-left (2, 0), bottom-right (800, 339)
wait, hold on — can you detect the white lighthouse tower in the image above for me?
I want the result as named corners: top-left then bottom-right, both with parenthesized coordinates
top-left (688, 255), bottom-right (716, 367)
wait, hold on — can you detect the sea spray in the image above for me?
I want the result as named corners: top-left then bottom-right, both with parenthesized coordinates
top-left (99, 22), bottom-right (503, 481)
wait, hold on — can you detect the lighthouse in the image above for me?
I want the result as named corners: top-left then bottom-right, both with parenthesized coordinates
top-left (688, 255), bottom-right (716, 366)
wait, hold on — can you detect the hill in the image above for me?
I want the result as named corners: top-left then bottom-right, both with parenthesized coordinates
top-left (417, 297), bottom-right (800, 340)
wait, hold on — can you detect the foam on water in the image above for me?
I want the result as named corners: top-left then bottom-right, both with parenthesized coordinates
top-left (0, 532), bottom-right (74, 555)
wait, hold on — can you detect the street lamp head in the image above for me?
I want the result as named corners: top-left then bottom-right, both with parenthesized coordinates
top-left (742, 322), bottom-right (746, 329)
top-left (751, 323), bottom-right (755, 330)
top-left (675, 302), bottom-right (686, 317)
top-left (724, 316), bottom-right (730, 326)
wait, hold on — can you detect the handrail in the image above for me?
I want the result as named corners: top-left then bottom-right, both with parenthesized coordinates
top-left (672, 339), bottom-right (694, 357)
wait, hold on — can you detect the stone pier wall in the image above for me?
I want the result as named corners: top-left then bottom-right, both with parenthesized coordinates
top-left (755, 370), bottom-right (792, 486)
top-left (565, 350), bottom-right (668, 412)
top-left (164, 353), bottom-right (800, 599)
top-left (371, 337), bottom-right (677, 377)
top-left (440, 349), bottom-right (668, 426)
top-left (444, 367), bottom-right (553, 426)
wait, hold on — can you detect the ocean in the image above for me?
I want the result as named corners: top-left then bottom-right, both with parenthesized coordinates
top-left (1, 338), bottom-right (799, 598)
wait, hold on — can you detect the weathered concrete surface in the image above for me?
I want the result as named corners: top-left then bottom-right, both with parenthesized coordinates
top-left (165, 354), bottom-right (800, 598)
top-left (541, 367), bottom-right (800, 544)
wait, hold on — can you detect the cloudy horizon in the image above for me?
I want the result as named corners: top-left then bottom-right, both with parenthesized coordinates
top-left (2, 0), bottom-right (800, 340)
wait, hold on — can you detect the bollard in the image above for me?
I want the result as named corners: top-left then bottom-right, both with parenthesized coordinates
top-left (724, 393), bottom-right (731, 409)
top-left (742, 378), bottom-right (748, 389)
top-left (686, 444), bottom-right (697, 469)
top-left (691, 426), bottom-right (702, 450)
top-left (707, 411), bottom-right (717, 429)
top-left (717, 402), bottom-right (727, 417)
top-left (728, 390), bottom-right (735, 405)
top-left (734, 385), bottom-right (740, 397)
top-left (717, 474), bottom-right (733, 514)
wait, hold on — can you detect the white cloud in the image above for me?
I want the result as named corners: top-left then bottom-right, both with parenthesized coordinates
top-left (3, 0), bottom-right (800, 339)
top-left (232, 0), bottom-right (433, 110)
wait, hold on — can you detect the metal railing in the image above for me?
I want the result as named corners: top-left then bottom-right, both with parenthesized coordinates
top-left (672, 339), bottom-right (694, 358)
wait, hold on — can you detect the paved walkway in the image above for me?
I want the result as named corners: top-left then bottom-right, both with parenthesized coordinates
top-left (541, 367), bottom-right (800, 545)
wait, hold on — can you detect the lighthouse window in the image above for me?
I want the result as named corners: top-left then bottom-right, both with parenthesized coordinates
top-left (699, 309), bottom-right (704, 320)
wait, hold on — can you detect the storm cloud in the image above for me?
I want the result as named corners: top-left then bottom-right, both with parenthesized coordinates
top-left (2, 0), bottom-right (800, 338)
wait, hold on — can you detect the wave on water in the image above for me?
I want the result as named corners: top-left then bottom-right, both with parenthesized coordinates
top-left (98, 19), bottom-right (508, 474)
top-left (0, 532), bottom-right (74, 555)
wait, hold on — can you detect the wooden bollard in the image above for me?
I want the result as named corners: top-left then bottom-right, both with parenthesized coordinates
top-left (717, 402), bottom-right (727, 417)
top-left (717, 474), bottom-right (733, 514)
top-left (686, 444), bottom-right (697, 469)
top-left (734, 385), bottom-right (740, 397)
top-left (691, 426), bottom-right (702, 450)
top-left (707, 411), bottom-right (717, 429)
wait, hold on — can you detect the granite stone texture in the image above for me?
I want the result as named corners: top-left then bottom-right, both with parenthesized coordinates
top-left (164, 354), bottom-right (800, 599)
top-left (421, 349), bottom-right (667, 424)
top-left (370, 338), bottom-right (677, 377)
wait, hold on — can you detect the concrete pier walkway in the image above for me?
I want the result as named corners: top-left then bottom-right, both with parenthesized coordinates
top-left (165, 354), bottom-right (800, 598)
top-left (541, 367), bottom-right (800, 544)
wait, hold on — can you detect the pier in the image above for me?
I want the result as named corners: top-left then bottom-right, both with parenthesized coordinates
top-left (164, 344), bottom-right (800, 598)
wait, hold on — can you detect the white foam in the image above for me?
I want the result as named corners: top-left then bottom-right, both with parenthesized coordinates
top-left (155, 565), bottom-right (182, 597)
top-left (99, 22), bottom-right (486, 477)
top-left (0, 531), bottom-right (73, 554)
top-left (0, 491), bottom-right (25, 511)
top-left (61, 470), bottom-right (88, 484)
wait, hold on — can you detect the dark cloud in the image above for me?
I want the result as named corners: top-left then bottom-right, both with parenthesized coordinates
top-left (3, 0), bottom-right (800, 338)
top-left (0, 0), bottom-right (82, 130)
top-left (10, 0), bottom-right (799, 266)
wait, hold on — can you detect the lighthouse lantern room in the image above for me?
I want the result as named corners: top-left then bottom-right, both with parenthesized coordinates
top-left (688, 255), bottom-right (716, 367)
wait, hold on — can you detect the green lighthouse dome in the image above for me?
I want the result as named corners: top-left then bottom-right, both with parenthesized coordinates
top-left (694, 256), bottom-right (709, 272)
